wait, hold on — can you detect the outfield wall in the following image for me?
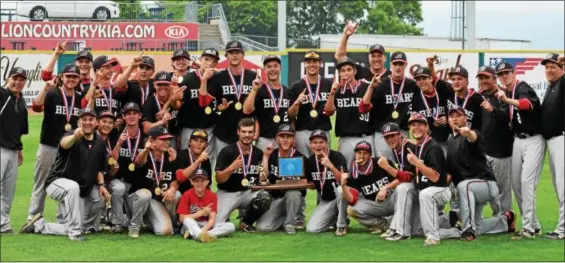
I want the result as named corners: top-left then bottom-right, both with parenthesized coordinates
top-left (1, 49), bottom-right (561, 106)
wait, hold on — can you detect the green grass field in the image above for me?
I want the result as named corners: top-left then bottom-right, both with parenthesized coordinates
top-left (1, 114), bottom-right (564, 262)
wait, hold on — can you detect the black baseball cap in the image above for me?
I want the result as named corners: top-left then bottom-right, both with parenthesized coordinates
top-left (79, 108), bottom-right (96, 118)
top-left (304, 50), bottom-right (321, 61)
top-left (494, 62), bottom-right (514, 74)
top-left (476, 65), bottom-right (496, 77)
top-left (390, 52), bottom-right (408, 64)
top-left (263, 55), bottom-right (281, 66)
top-left (61, 64), bottom-right (80, 77)
top-left (309, 129), bottom-right (328, 141)
top-left (75, 50), bottom-right (93, 62)
top-left (277, 124), bottom-right (295, 136)
top-left (154, 71), bottom-right (172, 84)
top-left (408, 112), bottom-right (428, 126)
top-left (190, 168), bottom-right (210, 180)
top-left (414, 67), bottom-right (432, 78)
top-left (448, 66), bottom-right (469, 79)
top-left (201, 48), bottom-right (220, 60)
top-left (149, 125), bottom-right (174, 140)
top-left (354, 141), bottom-right (372, 153)
top-left (9, 67), bottom-right (27, 79)
top-left (122, 102), bottom-right (141, 114)
top-left (225, 40), bottom-right (244, 52)
top-left (140, 56), bottom-right (155, 68)
top-left (98, 110), bottom-right (116, 120)
top-left (541, 53), bottom-right (561, 66)
top-left (369, 44), bottom-right (385, 54)
top-left (190, 129), bottom-right (209, 141)
top-left (93, 55), bottom-right (118, 71)
top-left (382, 122), bottom-right (401, 136)
top-left (336, 57), bottom-right (356, 70)
top-left (171, 49), bottom-right (190, 60)
top-left (449, 106), bottom-right (466, 116)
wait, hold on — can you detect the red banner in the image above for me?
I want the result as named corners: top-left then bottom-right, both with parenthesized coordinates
top-left (1, 21), bottom-right (199, 51)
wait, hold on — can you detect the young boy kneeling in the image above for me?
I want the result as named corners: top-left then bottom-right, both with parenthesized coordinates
top-left (177, 169), bottom-right (235, 242)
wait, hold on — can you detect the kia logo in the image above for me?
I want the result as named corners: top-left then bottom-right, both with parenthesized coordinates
top-left (165, 26), bottom-right (189, 39)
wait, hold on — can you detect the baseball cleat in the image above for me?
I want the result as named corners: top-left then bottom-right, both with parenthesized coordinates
top-left (461, 229), bottom-right (476, 241)
top-left (505, 211), bottom-right (516, 233)
top-left (239, 222), bottom-right (257, 233)
top-left (128, 228), bottom-right (140, 238)
top-left (82, 228), bottom-right (97, 235)
top-left (380, 229), bottom-right (395, 238)
top-left (335, 227), bottom-right (347, 236)
top-left (534, 228), bottom-right (541, 235)
top-left (69, 234), bottom-right (87, 241)
top-left (294, 222), bottom-right (305, 230)
top-left (423, 239), bottom-right (440, 246)
top-left (513, 229), bottom-right (535, 239)
top-left (198, 232), bottom-right (217, 243)
top-left (545, 232), bottom-right (565, 240)
top-left (110, 225), bottom-right (124, 233)
top-left (385, 233), bottom-right (410, 241)
top-left (284, 225), bottom-right (296, 235)
top-left (1, 229), bottom-right (14, 234)
top-left (20, 213), bottom-right (42, 234)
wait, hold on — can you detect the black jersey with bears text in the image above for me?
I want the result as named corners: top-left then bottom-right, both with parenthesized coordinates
top-left (305, 150), bottom-right (348, 201)
top-left (288, 77), bottom-right (333, 131)
top-left (334, 81), bottom-right (372, 137)
top-left (371, 77), bottom-right (417, 131)
top-left (347, 158), bottom-right (395, 201)
top-left (253, 84), bottom-right (292, 138)
top-left (142, 94), bottom-right (180, 136)
top-left (129, 151), bottom-right (179, 200)
top-left (215, 143), bottom-right (264, 192)
top-left (40, 88), bottom-right (82, 147)
top-left (178, 71), bottom-right (217, 129)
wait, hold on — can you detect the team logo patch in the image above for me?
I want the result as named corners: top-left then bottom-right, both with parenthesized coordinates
top-left (230, 42), bottom-right (238, 48)
top-left (416, 67), bottom-right (424, 74)
top-left (395, 53), bottom-right (403, 59)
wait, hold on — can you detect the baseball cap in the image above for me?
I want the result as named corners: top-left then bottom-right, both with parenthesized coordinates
top-left (390, 52), bottom-right (408, 64)
top-left (309, 129), bottom-right (328, 141)
top-left (448, 66), bottom-right (469, 79)
top-left (354, 141), bottom-right (372, 153)
top-left (149, 125), bottom-right (174, 140)
top-left (414, 67), bottom-right (432, 78)
top-left (448, 106), bottom-right (466, 116)
top-left (201, 48), bottom-right (220, 60)
top-left (336, 57), bottom-right (356, 70)
top-left (75, 50), bottom-right (93, 62)
top-left (122, 102), bottom-right (141, 114)
top-left (190, 129), bottom-right (209, 141)
top-left (154, 71), bottom-right (172, 84)
top-left (9, 67), bottom-right (27, 79)
top-left (407, 112), bottom-right (428, 126)
top-left (98, 110), bottom-right (116, 120)
top-left (368, 44), bottom-right (385, 54)
top-left (382, 122), bottom-right (401, 136)
top-left (140, 56), bottom-right (155, 68)
top-left (171, 49), bottom-right (190, 60)
top-left (225, 40), bottom-right (244, 52)
top-left (277, 124), bottom-right (295, 136)
top-left (61, 64), bottom-right (80, 77)
top-left (304, 50), bottom-right (321, 61)
top-left (263, 55), bottom-right (281, 66)
top-left (494, 62), bottom-right (514, 74)
top-left (93, 55), bottom-right (118, 71)
top-left (476, 65), bottom-right (496, 78)
top-left (190, 168), bottom-right (210, 180)
top-left (79, 108), bottom-right (96, 118)
top-left (541, 53), bottom-right (560, 66)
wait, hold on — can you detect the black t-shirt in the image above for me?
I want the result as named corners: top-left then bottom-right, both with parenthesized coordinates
top-left (409, 82), bottom-right (451, 142)
top-left (542, 75), bottom-right (565, 139)
top-left (305, 150), bottom-right (348, 201)
top-left (446, 87), bottom-right (483, 131)
top-left (446, 130), bottom-right (496, 186)
top-left (506, 81), bottom-right (543, 135)
top-left (480, 91), bottom-right (513, 158)
top-left (334, 82), bottom-right (372, 137)
top-left (288, 77), bottom-right (333, 131)
top-left (371, 78), bottom-right (417, 131)
top-left (0, 88), bottom-right (28, 150)
top-left (215, 143), bottom-right (264, 192)
top-left (45, 131), bottom-right (107, 197)
top-left (253, 85), bottom-right (292, 138)
top-left (116, 129), bottom-right (146, 183)
top-left (208, 69), bottom-right (257, 143)
top-left (93, 87), bottom-right (122, 117)
top-left (40, 88), bottom-right (82, 147)
top-left (176, 148), bottom-right (212, 193)
top-left (178, 71), bottom-right (217, 129)
top-left (129, 151), bottom-right (179, 200)
top-left (266, 148), bottom-right (306, 199)
top-left (413, 137), bottom-right (448, 190)
top-left (392, 138), bottom-right (417, 175)
top-left (354, 64), bottom-right (392, 83)
top-left (347, 158), bottom-right (395, 201)
top-left (142, 94), bottom-right (180, 136)
top-left (119, 80), bottom-right (155, 109)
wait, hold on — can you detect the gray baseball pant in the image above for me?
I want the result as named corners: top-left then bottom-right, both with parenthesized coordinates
top-left (389, 182), bottom-right (418, 236)
top-left (181, 127), bottom-right (216, 165)
top-left (306, 186), bottom-right (348, 233)
top-left (295, 130), bottom-right (331, 158)
top-left (109, 178), bottom-right (127, 227)
top-left (348, 193), bottom-right (395, 228)
top-left (256, 137), bottom-right (276, 152)
top-left (547, 134), bottom-right (564, 235)
top-left (256, 190), bottom-right (301, 231)
top-left (145, 191), bottom-right (180, 236)
top-left (80, 186), bottom-right (105, 231)
top-left (216, 189), bottom-right (264, 223)
top-left (487, 155), bottom-right (512, 215)
top-left (182, 218), bottom-right (235, 240)
top-left (27, 144), bottom-right (57, 221)
top-left (419, 186), bottom-right (451, 241)
top-left (338, 135), bottom-right (374, 171)
top-left (127, 188), bottom-right (152, 232)
top-left (33, 178), bottom-right (82, 238)
top-left (0, 147), bottom-right (18, 232)
top-left (512, 135), bottom-right (545, 232)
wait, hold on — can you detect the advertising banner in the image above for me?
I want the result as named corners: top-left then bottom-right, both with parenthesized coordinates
top-left (401, 52), bottom-right (480, 89)
top-left (287, 51), bottom-right (370, 83)
top-left (0, 53), bottom-right (55, 106)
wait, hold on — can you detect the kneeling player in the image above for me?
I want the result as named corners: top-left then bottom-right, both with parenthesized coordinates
top-left (178, 169), bottom-right (235, 243)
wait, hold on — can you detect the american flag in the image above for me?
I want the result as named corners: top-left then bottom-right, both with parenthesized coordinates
top-left (489, 57), bottom-right (544, 75)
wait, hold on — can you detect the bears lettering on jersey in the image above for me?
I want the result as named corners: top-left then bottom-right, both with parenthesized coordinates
top-left (221, 84), bottom-right (253, 96)
top-left (385, 93), bottom-right (414, 104)
top-left (54, 106), bottom-right (80, 116)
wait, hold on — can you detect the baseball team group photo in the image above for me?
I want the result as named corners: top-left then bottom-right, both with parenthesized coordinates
top-left (0, 0), bottom-right (564, 261)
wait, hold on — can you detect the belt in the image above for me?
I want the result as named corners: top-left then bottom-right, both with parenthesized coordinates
top-left (515, 133), bottom-right (538, 139)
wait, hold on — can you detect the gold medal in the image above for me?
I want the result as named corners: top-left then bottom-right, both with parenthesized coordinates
top-left (108, 157), bottom-right (116, 165)
top-left (204, 106), bottom-right (212, 115)
top-left (176, 76), bottom-right (184, 84)
top-left (273, 115), bottom-right (281, 123)
top-left (241, 178), bottom-right (249, 187)
top-left (128, 163), bottom-right (135, 171)
top-left (392, 110), bottom-right (399, 119)
top-left (64, 123), bottom-right (71, 131)
top-left (310, 110), bottom-right (318, 118)
top-left (154, 187), bottom-right (162, 196)
top-left (235, 102), bottom-right (243, 111)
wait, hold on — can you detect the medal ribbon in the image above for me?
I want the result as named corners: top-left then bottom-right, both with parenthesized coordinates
top-left (390, 77), bottom-right (406, 111)
top-left (149, 152), bottom-right (164, 187)
top-left (96, 131), bottom-right (112, 155)
top-left (454, 89), bottom-right (474, 109)
top-left (195, 70), bottom-right (203, 81)
top-left (314, 153), bottom-right (328, 190)
top-left (140, 82), bottom-right (150, 106)
top-left (265, 82), bottom-right (284, 116)
top-left (415, 135), bottom-right (432, 179)
top-left (188, 149), bottom-right (202, 169)
top-left (340, 80), bottom-right (361, 94)
top-left (353, 159), bottom-right (373, 179)
top-left (278, 148), bottom-right (296, 158)
top-left (59, 87), bottom-right (75, 124)
top-left (126, 129), bottom-right (141, 163)
top-left (236, 142), bottom-right (253, 178)
top-left (509, 79), bottom-right (520, 122)
top-left (100, 87), bottom-right (113, 112)
top-left (420, 89), bottom-right (440, 120)
top-left (227, 68), bottom-right (245, 102)
top-left (393, 140), bottom-right (408, 170)
top-left (154, 96), bottom-right (163, 112)
top-left (303, 75), bottom-right (321, 108)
